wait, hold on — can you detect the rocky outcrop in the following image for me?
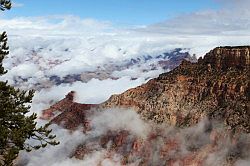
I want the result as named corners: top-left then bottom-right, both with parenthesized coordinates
top-left (50, 102), bottom-right (95, 131)
top-left (41, 91), bottom-right (76, 120)
top-left (40, 46), bottom-right (250, 166)
top-left (71, 122), bottom-right (250, 166)
top-left (43, 46), bottom-right (249, 133)
top-left (202, 46), bottom-right (250, 70)
top-left (41, 91), bottom-right (97, 130)
top-left (102, 46), bottom-right (250, 133)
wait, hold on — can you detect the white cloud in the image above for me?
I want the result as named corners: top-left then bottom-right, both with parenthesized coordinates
top-left (17, 108), bottom-right (148, 166)
top-left (0, 16), bottom-right (113, 37)
top-left (18, 125), bottom-right (86, 166)
top-left (12, 2), bottom-right (24, 8)
top-left (91, 109), bottom-right (150, 138)
top-left (17, 112), bottom-right (250, 166)
top-left (0, 0), bottom-right (249, 107)
top-left (141, 0), bottom-right (250, 36)
top-left (30, 76), bottom-right (148, 117)
top-left (2, 1), bottom-right (250, 165)
top-left (9, 63), bottom-right (39, 78)
top-left (1, 0), bottom-right (249, 85)
top-left (0, 0), bottom-right (249, 123)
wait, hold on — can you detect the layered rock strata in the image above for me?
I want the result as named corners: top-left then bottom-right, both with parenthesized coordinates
top-left (102, 46), bottom-right (250, 133)
top-left (40, 46), bottom-right (250, 166)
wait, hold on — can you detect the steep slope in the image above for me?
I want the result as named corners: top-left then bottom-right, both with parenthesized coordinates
top-left (42, 91), bottom-right (97, 130)
top-left (102, 46), bottom-right (250, 133)
top-left (38, 46), bottom-right (250, 166)
top-left (42, 46), bottom-right (250, 133)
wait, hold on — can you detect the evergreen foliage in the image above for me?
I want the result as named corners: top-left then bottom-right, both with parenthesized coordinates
top-left (0, 0), bottom-right (11, 11)
top-left (0, 1), bottom-right (59, 165)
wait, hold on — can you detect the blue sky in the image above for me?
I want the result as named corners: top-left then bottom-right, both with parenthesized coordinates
top-left (6, 0), bottom-right (220, 25)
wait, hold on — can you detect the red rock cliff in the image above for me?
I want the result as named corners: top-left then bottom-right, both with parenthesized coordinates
top-left (40, 46), bottom-right (250, 166)
top-left (102, 46), bottom-right (250, 133)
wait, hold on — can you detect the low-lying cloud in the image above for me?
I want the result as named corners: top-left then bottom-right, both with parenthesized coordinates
top-left (1, 0), bottom-right (250, 88)
top-left (2, 1), bottom-right (250, 165)
top-left (30, 76), bottom-right (150, 117)
top-left (17, 109), bottom-right (250, 166)
top-left (17, 109), bottom-right (148, 166)
top-left (142, 0), bottom-right (250, 35)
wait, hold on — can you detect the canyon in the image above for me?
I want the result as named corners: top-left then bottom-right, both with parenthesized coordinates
top-left (40, 46), bottom-right (250, 166)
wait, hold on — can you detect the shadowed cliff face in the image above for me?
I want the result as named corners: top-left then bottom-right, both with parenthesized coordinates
top-left (37, 46), bottom-right (250, 166)
top-left (102, 46), bottom-right (250, 133)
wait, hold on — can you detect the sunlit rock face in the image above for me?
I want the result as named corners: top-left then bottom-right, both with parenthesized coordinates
top-left (39, 46), bottom-right (249, 166)
top-left (202, 46), bottom-right (250, 70)
top-left (103, 46), bottom-right (250, 133)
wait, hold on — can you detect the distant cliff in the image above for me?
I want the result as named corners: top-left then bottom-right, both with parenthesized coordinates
top-left (49, 48), bottom-right (197, 85)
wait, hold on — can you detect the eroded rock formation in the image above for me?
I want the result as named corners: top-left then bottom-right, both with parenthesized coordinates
top-left (102, 46), bottom-right (250, 133)
top-left (40, 46), bottom-right (250, 166)
top-left (42, 91), bottom-right (97, 130)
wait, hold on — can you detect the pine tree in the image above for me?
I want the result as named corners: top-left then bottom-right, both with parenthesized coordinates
top-left (0, 0), bottom-right (11, 11)
top-left (0, 1), bottom-right (59, 165)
